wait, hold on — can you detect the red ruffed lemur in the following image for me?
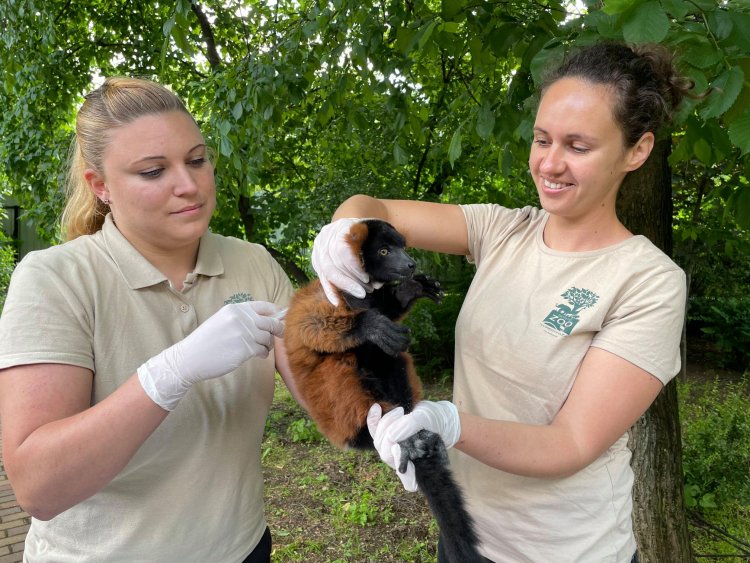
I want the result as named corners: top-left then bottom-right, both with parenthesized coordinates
top-left (284, 219), bottom-right (482, 563)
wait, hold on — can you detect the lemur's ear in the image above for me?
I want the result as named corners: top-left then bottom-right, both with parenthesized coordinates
top-left (345, 222), bottom-right (369, 266)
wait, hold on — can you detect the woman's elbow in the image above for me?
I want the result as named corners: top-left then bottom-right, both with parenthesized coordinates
top-left (13, 489), bottom-right (63, 521)
top-left (6, 465), bottom-right (67, 521)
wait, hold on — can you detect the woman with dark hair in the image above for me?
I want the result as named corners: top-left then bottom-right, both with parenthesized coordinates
top-left (312, 42), bottom-right (696, 562)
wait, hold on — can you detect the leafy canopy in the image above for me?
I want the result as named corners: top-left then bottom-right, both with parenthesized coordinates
top-left (1, 0), bottom-right (748, 284)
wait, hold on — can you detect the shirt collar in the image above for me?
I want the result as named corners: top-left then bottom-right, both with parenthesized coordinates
top-left (101, 214), bottom-right (225, 290)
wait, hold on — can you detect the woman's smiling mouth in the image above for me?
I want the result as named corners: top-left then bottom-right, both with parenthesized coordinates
top-left (543, 178), bottom-right (574, 192)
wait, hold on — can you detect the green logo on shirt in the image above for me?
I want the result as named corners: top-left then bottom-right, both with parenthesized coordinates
top-left (225, 292), bottom-right (254, 304)
top-left (542, 287), bottom-right (599, 336)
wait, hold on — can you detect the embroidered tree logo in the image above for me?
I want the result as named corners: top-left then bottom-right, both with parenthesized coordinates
top-left (224, 292), bottom-right (253, 305)
top-left (560, 287), bottom-right (599, 315)
top-left (542, 286), bottom-right (600, 336)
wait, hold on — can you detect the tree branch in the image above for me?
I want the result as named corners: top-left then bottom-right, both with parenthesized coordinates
top-left (191, 1), bottom-right (222, 71)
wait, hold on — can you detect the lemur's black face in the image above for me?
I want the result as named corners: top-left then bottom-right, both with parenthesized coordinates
top-left (360, 220), bottom-right (416, 282)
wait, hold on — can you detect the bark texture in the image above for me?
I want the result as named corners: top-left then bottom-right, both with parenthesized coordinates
top-left (618, 140), bottom-right (694, 562)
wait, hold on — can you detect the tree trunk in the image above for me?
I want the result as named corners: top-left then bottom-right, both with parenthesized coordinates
top-left (618, 139), bottom-right (694, 562)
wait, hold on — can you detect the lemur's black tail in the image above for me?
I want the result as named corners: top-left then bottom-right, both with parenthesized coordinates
top-left (399, 430), bottom-right (483, 563)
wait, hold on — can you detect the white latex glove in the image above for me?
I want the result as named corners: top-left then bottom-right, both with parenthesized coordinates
top-left (368, 401), bottom-right (461, 489)
top-left (367, 404), bottom-right (418, 492)
top-left (383, 400), bottom-right (462, 449)
top-left (138, 301), bottom-right (285, 411)
top-left (311, 218), bottom-right (371, 306)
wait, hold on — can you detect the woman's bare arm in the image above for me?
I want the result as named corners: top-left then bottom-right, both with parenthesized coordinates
top-left (333, 195), bottom-right (470, 255)
top-left (455, 347), bottom-right (663, 478)
top-left (0, 364), bottom-right (168, 520)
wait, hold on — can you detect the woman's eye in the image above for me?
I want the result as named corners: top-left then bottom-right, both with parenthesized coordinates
top-left (571, 145), bottom-right (589, 154)
top-left (533, 138), bottom-right (549, 147)
top-left (189, 157), bottom-right (207, 167)
top-left (378, 248), bottom-right (389, 256)
top-left (139, 168), bottom-right (163, 178)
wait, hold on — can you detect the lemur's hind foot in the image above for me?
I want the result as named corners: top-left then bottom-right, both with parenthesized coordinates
top-left (397, 429), bottom-right (447, 472)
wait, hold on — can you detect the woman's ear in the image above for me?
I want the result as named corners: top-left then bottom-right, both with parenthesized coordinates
top-left (625, 132), bottom-right (655, 172)
top-left (84, 169), bottom-right (109, 202)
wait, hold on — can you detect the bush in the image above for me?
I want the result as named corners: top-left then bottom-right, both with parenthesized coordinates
top-left (0, 242), bottom-right (16, 312)
top-left (687, 296), bottom-right (750, 371)
top-left (680, 378), bottom-right (750, 509)
top-left (403, 291), bottom-right (465, 384)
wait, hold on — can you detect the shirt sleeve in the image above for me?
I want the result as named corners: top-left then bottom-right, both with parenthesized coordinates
top-left (0, 252), bottom-right (95, 371)
top-left (591, 268), bottom-right (686, 385)
top-left (460, 204), bottom-right (535, 266)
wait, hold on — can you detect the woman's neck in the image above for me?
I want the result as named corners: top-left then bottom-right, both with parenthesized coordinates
top-left (543, 213), bottom-right (632, 252)
top-left (139, 242), bottom-right (200, 291)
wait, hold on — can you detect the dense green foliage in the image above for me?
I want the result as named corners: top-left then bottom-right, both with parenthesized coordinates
top-left (0, 244), bottom-right (14, 312)
top-left (1, 0), bottom-right (749, 287)
top-left (680, 378), bottom-right (750, 509)
top-left (688, 296), bottom-right (750, 370)
top-left (0, 208), bottom-right (15, 312)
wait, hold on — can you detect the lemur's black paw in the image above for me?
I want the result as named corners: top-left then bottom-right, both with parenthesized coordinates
top-left (413, 274), bottom-right (444, 303)
top-left (365, 311), bottom-right (411, 355)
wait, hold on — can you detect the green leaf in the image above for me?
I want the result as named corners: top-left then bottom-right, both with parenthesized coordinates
top-left (487, 23), bottom-right (521, 59)
top-left (728, 108), bottom-right (750, 154)
top-left (701, 66), bottom-right (745, 120)
top-left (232, 102), bottom-right (243, 120)
top-left (441, 0), bottom-right (467, 21)
top-left (728, 185), bottom-right (750, 229)
top-left (395, 26), bottom-right (417, 54)
top-left (530, 42), bottom-right (565, 86)
top-left (707, 9), bottom-right (734, 40)
top-left (219, 135), bottom-right (234, 158)
top-left (447, 127), bottom-right (462, 169)
top-left (392, 142), bottom-right (408, 165)
top-left (622, 1), bottom-right (669, 43)
top-left (475, 103), bottom-right (495, 140)
top-left (659, 0), bottom-right (689, 19)
top-left (417, 20), bottom-right (437, 50)
top-left (438, 22), bottom-right (461, 34)
top-left (601, 0), bottom-right (637, 15)
top-left (693, 137), bottom-right (712, 165)
top-left (727, 12), bottom-right (750, 51)
top-left (582, 9), bottom-right (623, 38)
top-left (684, 38), bottom-right (723, 69)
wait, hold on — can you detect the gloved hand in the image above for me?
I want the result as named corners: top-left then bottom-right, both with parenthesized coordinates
top-left (367, 404), bottom-right (418, 492)
top-left (138, 301), bottom-right (285, 411)
top-left (367, 400), bottom-right (462, 491)
top-left (311, 218), bottom-right (371, 306)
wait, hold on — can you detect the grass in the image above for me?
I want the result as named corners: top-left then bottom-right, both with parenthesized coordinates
top-left (261, 378), bottom-right (440, 562)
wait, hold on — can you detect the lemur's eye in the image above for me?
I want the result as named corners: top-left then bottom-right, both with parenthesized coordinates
top-left (378, 248), bottom-right (389, 256)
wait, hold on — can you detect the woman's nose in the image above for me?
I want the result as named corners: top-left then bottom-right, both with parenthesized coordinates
top-left (539, 146), bottom-right (565, 175)
top-left (173, 165), bottom-right (200, 195)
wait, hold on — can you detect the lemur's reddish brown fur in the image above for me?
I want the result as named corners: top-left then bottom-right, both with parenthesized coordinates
top-left (283, 221), bottom-right (422, 448)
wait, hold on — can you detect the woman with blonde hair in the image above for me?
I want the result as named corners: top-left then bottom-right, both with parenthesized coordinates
top-left (0, 77), bottom-right (297, 562)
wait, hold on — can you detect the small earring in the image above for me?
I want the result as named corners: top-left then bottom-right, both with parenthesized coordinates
top-left (102, 198), bottom-right (110, 205)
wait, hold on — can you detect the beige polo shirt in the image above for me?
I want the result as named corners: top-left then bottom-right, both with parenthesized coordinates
top-left (0, 214), bottom-right (293, 562)
top-left (451, 204), bottom-right (685, 563)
